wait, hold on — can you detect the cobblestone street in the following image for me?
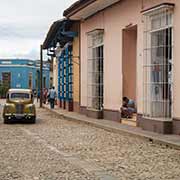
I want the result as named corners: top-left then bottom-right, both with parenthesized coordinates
top-left (1, 105), bottom-right (180, 180)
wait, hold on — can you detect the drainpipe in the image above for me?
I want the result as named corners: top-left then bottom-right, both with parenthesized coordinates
top-left (141, 0), bottom-right (144, 9)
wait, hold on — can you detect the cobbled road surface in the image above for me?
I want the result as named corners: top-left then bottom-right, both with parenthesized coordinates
top-left (0, 104), bottom-right (180, 180)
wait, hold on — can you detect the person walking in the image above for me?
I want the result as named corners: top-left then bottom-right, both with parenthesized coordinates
top-left (48, 87), bottom-right (57, 109)
top-left (43, 88), bottom-right (48, 104)
top-left (37, 89), bottom-right (40, 103)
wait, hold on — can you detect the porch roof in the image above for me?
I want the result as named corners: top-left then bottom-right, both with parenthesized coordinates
top-left (63, 0), bottom-right (121, 20)
top-left (43, 19), bottom-right (78, 50)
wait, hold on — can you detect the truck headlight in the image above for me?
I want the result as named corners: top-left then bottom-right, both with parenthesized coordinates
top-left (6, 106), bottom-right (10, 113)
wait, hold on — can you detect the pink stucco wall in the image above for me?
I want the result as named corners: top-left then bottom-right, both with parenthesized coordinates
top-left (80, 0), bottom-right (180, 118)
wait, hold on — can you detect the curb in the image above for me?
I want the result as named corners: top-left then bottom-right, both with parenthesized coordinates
top-left (44, 107), bottom-right (180, 150)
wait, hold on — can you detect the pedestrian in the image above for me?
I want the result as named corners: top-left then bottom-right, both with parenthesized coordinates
top-left (48, 86), bottom-right (57, 109)
top-left (37, 89), bottom-right (40, 103)
top-left (47, 87), bottom-right (51, 104)
top-left (43, 88), bottom-right (48, 104)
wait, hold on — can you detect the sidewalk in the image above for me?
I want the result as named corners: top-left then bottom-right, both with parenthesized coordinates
top-left (43, 104), bottom-right (180, 150)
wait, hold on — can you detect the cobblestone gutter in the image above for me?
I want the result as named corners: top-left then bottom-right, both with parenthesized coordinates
top-left (44, 106), bottom-right (180, 150)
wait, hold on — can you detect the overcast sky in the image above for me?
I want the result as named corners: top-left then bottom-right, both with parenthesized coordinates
top-left (0, 0), bottom-right (77, 60)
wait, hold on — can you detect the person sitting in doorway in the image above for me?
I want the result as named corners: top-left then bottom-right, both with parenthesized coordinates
top-left (121, 97), bottom-right (136, 118)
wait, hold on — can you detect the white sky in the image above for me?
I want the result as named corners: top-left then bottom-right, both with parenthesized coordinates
top-left (0, 0), bottom-right (77, 59)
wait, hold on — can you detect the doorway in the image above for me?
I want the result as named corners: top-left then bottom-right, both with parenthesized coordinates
top-left (2, 72), bottom-right (11, 89)
top-left (28, 73), bottom-right (33, 89)
top-left (43, 77), bottom-right (46, 89)
top-left (122, 25), bottom-right (137, 126)
top-left (1, 72), bottom-right (11, 98)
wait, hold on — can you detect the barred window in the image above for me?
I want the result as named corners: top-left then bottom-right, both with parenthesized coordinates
top-left (87, 30), bottom-right (104, 110)
top-left (143, 4), bottom-right (174, 118)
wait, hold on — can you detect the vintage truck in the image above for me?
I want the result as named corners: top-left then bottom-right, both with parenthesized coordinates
top-left (2, 89), bottom-right (36, 124)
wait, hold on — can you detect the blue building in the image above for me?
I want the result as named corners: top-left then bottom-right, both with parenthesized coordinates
top-left (0, 59), bottom-right (50, 90)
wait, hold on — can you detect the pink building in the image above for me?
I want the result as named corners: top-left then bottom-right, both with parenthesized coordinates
top-left (64, 0), bottom-right (180, 134)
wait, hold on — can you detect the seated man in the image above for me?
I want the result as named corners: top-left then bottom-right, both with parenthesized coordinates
top-left (121, 97), bottom-right (136, 118)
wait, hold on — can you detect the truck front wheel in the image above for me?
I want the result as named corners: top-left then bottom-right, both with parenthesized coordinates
top-left (4, 117), bottom-right (11, 124)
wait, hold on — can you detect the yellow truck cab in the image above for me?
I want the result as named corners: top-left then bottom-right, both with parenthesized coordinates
top-left (3, 89), bottom-right (36, 124)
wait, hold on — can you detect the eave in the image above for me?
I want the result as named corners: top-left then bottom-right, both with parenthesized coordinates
top-left (63, 0), bottom-right (121, 20)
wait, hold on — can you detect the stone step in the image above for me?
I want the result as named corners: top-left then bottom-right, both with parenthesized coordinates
top-left (121, 118), bottom-right (137, 127)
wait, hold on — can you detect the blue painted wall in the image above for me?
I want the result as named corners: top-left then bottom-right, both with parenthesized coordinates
top-left (0, 59), bottom-right (50, 90)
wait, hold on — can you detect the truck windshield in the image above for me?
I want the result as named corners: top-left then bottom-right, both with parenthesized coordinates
top-left (11, 93), bottom-right (30, 99)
